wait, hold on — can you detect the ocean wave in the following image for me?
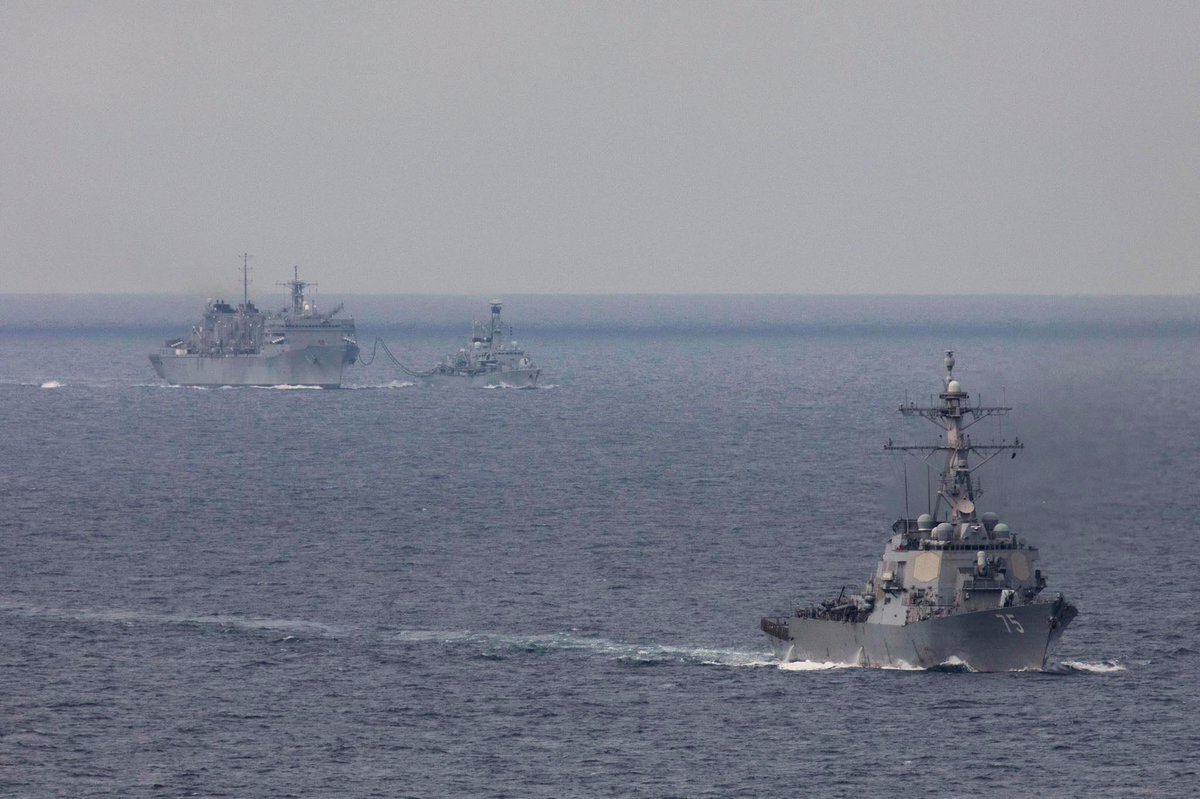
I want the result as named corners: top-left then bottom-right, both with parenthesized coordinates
top-left (1045, 660), bottom-right (1127, 674)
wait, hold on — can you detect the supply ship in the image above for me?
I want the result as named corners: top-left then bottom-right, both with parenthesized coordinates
top-left (150, 263), bottom-right (359, 388)
top-left (761, 352), bottom-right (1076, 671)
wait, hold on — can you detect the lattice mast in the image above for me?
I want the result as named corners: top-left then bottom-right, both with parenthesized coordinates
top-left (238, 253), bottom-right (250, 306)
top-left (884, 351), bottom-right (1022, 524)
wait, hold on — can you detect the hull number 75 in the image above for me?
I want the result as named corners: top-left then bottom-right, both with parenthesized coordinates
top-left (995, 613), bottom-right (1025, 634)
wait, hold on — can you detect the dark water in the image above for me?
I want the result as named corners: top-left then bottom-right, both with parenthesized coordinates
top-left (2, 296), bottom-right (1198, 797)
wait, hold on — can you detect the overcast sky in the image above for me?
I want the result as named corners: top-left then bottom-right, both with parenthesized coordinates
top-left (2, 1), bottom-right (1197, 295)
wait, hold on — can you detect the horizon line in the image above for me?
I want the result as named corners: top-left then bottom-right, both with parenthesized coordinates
top-left (3, 291), bottom-right (1199, 299)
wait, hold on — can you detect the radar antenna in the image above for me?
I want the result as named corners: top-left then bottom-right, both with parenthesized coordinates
top-left (277, 265), bottom-right (316, 316)
top-left (489, 300), bottom-right (503, 343)
top-left (884, 351), bottom-right (1023, 523)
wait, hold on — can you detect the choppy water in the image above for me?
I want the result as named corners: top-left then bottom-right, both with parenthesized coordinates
top-left (2, 295), bottom-right (1198, 797)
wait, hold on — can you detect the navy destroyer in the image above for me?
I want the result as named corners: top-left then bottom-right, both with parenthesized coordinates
top-left (428, 301), bottom-right (539, 387)
top-left (761, 352), bottom-right (1076, 671)
top-left (149, 262), bottom-right (359, 388)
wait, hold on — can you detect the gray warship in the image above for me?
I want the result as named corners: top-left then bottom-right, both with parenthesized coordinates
top-left (429, 301), bottom-right (540, 388)
top-left (761, 352), bottom-right (1076, 671)
top-left (149, 263), bottom-right (359, 388)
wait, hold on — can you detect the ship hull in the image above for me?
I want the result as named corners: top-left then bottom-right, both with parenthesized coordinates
top-left (149, 345), bottom-right (355, 388)
top-left (765, 598), bottom-right (1077, 672)
top-left (427, 367), bottom-right (540, 388)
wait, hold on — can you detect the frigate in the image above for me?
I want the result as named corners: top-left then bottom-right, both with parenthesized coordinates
top-left (761, 352), bottom-right (1076, 671)
top-left (428, 301), bottom-right (540, 387)
top-left (149, 262), bottom-right (359, 388)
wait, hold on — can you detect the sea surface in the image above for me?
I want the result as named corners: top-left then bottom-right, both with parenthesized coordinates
top-left (2, 295), bottom-right (1198, 798)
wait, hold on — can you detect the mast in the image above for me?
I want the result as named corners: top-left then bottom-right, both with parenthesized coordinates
top-left (489, 300), bottom-right (503, 343)
top-left (884, 351), bottom-right (1022, 523)
top-left (240, 253), bottom-right (252, 306)
top-left (277, 266), bottom-right (316, 316)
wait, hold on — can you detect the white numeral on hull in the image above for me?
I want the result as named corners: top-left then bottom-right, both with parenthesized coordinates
top-left (995, 613), bottom-right (1025, 634)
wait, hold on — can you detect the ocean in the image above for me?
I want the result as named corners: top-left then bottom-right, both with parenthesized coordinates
top-left (1, 294), bottom-right (1197, 797)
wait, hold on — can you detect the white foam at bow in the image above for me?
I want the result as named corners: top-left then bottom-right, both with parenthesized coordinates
top-left (778, 659), bottom-right (854, 671)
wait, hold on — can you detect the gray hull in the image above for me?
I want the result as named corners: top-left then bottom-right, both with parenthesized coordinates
top-left (150, 345), bottom-right (353, 388)
top-left (766, 599), bottom-right (1076, 672)
top-left (427, 367), bottom-right (540, 388)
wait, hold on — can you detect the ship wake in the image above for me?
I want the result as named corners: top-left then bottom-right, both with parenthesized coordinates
top-left (390, 629), bottom-right (775, 668)
top-left (0, 602), bottom-right (772, 668)
top-left (0, 601), bottom-right (349, 638)
top-left (345, 380), bottom-right (416, 390)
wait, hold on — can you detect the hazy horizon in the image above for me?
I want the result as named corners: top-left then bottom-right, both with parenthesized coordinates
top-left (3, 292), bottom-right (1198, 333)
top-left (3, 2), bottom-right (1198, 295)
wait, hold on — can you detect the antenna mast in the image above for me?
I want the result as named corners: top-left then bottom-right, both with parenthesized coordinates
top-left (883, 351), bottom-right (1023, 522)
top-left (240, 253), bottom-right (252, 306)
top-left (276, 266), bottom-right (315, 315)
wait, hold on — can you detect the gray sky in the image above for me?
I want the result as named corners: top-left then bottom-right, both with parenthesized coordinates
top-left (2, 1), bottom-right (1198, 295)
